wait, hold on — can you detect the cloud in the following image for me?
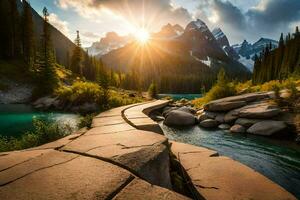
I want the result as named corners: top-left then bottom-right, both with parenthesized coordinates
top-left (48, 13), bottom-right (70, 38)
top-left (195, 0), bottom-right (300, 44)
top-left (56, 0), bottom-right (192, 30)
top-left (213, 0), bottom-right (246, 30)
top-left (246, 0), bottom-right (300, 34)
top-left (82, 31), bottom-right (100, 39)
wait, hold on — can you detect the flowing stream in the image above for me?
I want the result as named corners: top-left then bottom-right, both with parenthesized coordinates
top-left (0, 104), bottom-right (80, 138)
top-left (160, 123), bottom-right (300, 199)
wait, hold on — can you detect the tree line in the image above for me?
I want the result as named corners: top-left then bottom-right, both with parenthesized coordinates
top-left (0, 0), bottom-right (109, 97)
top-left (253, 27), bottom-right (300, 84)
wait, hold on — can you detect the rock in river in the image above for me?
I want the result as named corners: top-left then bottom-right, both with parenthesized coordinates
top-left (247, 120), bottom-right (287, 136)
top-left (238, 103), bottom-right (280, 119)
top-left (200, 119), bottom-right (219, 128)
top-left (235, 118), bottom-right (260, 128)
top-left (164, 110), bottom-right (197, 126)
top-left (230, 124), bottom-right (246, 133)
top-left (218, 124), bottom-right (231, 130)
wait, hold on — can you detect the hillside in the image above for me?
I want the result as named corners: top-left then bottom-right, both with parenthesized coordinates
top-left (16, 0), bottom-right (76, 67)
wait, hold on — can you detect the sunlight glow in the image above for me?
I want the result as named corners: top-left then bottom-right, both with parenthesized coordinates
top-left (134, 28), bottom-right (150, 44)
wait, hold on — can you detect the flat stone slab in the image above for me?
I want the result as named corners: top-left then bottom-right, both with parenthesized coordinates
top-left (238, 103), bottom-right (281, 119)
top-left (62, 129), bottom-right (171, 188)
top-left (206, 92), bottom-right (270, 104)
top-left (0, 155), bottom-right (134, 200)
top-left (204, 101), bottom-right (247, 112)
top-left (171, 141), bottom-right (296, 200)
top-left (85, 123), bottom-right (135, 135)
top-left (113, 178), bottom-right (190, 200)
top-left (0, 149), bottom-right (51, 171)
top-left (0, 150), bottom-right (77, 186)
top-left (92, 116), bottom-right (126, 127)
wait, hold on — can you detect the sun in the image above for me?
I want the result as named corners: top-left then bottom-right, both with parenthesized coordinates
top-left (134, 28), bottom-right (150, 44)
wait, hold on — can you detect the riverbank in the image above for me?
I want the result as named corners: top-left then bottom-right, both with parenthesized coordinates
top-left (0, 100), bottom-right (297, 200)
top-left (161, 91), bottom-right (300, 142)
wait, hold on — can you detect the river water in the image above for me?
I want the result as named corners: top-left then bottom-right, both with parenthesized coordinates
top-left (160, 123), bottom-right (300, 198)
top-left (0, 104), bottom-right (80, 138)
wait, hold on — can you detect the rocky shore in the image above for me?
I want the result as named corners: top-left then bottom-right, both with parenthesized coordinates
top-left (161, 92), bottom-right (300, 142)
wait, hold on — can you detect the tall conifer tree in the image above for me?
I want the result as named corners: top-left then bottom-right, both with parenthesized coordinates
top-left (71, 31), bottom-right (83, 75)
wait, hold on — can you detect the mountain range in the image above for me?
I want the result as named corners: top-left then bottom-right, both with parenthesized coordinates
top-left (99, 19), bottom-right (251, 92)
top-left (89, 25), bottom-right (278, 73)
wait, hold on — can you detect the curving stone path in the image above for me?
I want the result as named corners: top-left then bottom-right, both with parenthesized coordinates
top-left (0, 100), bottom-right (297, 200)
top-left (0, 101), bottom-right (189, 200)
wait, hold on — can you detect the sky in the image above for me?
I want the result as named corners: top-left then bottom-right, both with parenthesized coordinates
top-left (29, 0), bottom-right (300, 47)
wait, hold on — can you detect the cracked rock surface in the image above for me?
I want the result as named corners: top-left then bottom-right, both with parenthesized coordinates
top-left (171, 141), bottom-right (296, 200)
top-left (0, 100), bottom-right (188, 200)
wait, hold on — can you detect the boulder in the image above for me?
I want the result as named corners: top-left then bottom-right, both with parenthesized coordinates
top-left (164, 110), bottom-right (197, 126)
top-left (215, 113), bottom-right (225, 123)
top-left (198, 111), bottom-right (218, 122)
top-left (247, 120), bottom-right (287, 136)
top-left (177, 106), bottom-right (197, 114)
top-left (230, 124), bottom-right (246, 133)
top-left (218, 124), bottom-right (231, 130)
top-left (200, 119), bottom-right (219, 128)
top-left (204, 101), bottom-right (247, 112)
top-left (238, 104), bottom-right (280, 119)
top-left (224, 109), bottom-right (240, 123)
top-left (162, 107), bottom-right (178, 117)
top-left (235, 118), bottom-right (261, 128)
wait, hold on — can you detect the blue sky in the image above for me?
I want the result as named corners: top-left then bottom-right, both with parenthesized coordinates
top-left (29, 0), bottom-right (300, 47)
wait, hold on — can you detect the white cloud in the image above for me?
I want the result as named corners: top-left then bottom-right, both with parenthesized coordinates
top-left (48, 13), bottom-right (71, 38)
top-left (55, 0), bottom-right (192, 32)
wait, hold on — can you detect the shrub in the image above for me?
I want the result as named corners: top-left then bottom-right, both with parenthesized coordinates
top-left (78, 114), bottom-right (94, 129)
top-left (0, 119), bottom-right (73, 152)
top-left (55, 81), bottom-right (104, 105)
top-left (148, 82), bottom-right (158, 99)
top-left (193, 69), bottom-right (236, 107)
top-left (108, 90), bottom-right (143, 108)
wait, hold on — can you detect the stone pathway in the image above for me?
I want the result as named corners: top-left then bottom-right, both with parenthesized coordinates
top-left (0, 100), bottom-right (297, 200)
top-left (0, 100), bottom-right (188, 200)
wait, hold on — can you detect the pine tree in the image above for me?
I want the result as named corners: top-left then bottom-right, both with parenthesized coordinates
top-left (22, 0), bottom-right (35, 71)
top-left (71, 31), bottom-right (83, 75)
top-left (34, 7), bottom-right (58, 96)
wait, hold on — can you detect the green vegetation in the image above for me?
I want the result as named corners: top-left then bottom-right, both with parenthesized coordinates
top-left (148, 82), bottom-right (158, 99)
top-left (78, 114), bottom-right (94, 129)
top-left (193, 69), bottom-right (300, 108)
top-left (55, 81), bottom-right (104, 105)
top-left (193, 68), bottom-right (236, 107)
top-left (253, 27), bottom-right (300, 84)
top-left (0, 119), bottom-right (73, 152)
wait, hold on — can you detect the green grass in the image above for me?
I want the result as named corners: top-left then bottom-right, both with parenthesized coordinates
top-left (0, 119), bottom-right (73, 152)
